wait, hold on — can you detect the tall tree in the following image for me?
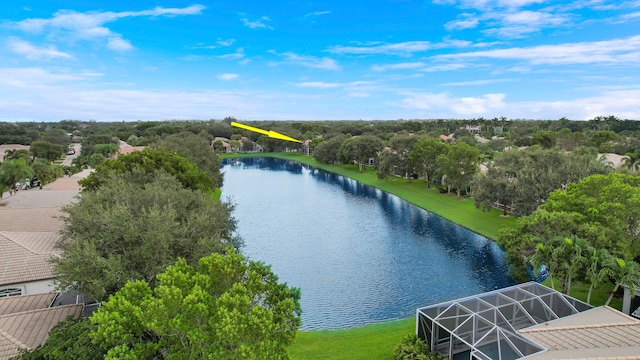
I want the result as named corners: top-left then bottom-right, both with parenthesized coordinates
top-left (605, 258), bottom-right (640, 306)
top-left (0, 158), bottom-right (33, 193)
top-left (387, 133), bottom-right (419, 181)
top-left (3, 149), bottom-right (31, 162)
top-left (436, 142), bottom-right (479, 198)
top-left (542, 173), bottom-right (640, 256)
top-left (90, 250), bottom-right (301, 359)
top-left (79, 148), bottom-right (214, 193)
top-left (339, 135), bottom-right (383, 172)
top-left (408, 138), bottom-right (448, 189)
top-left (54, 172), bottom-right (238, 300)
top-left (313, 134), bottom-right (348, 164)
top-left (155, 131), bottom-right (223, 188)
top-left (585, 247), bottom-right (614, 304)
top-left (30, 141), bottom-right (65, 162)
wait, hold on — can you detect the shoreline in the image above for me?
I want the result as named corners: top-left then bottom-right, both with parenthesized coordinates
top-left (221, 152), bottom-right (517, 241)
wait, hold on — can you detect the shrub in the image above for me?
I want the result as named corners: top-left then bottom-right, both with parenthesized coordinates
top-left (393, 334), bottom-right (445, 360)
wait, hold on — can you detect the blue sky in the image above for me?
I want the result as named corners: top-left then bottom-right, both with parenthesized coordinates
top-left (1, 1), bottom-right (639, 122)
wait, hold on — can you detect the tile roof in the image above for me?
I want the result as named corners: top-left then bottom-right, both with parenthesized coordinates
top-left (0, 232), bottom-right (59, 254)
top-left (0, 293), bottom-right (55, 317)
top-left (0, 207), bottom-right (65, 232)
top-left (521, 306), bottom-right (640, 359)
top-left (0, 303), bottom-right (82, 359)
top-left (0, 232), bottom-right (60, 286)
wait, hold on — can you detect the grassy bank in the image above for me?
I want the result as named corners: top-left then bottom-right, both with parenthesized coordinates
top-left (289, 318), bottom-right (415, 360)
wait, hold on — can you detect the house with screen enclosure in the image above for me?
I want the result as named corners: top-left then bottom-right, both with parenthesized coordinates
top-left (416, 282), bottom-right (640, 360)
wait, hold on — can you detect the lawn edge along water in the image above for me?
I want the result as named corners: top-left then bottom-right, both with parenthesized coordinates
top-left (222, 152), bottom-right (518, 240)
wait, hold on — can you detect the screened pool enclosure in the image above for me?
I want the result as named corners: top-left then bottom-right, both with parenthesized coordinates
top-left (416, 282), bottom-right (593, 360)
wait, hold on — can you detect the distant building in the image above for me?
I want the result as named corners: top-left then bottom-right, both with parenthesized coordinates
top-left (464, 124), bottom-right (481, 134)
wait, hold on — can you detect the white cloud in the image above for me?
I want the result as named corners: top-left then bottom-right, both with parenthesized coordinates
top-left (327, 41), bottom-right (432, 56)
top-left (297, 82), bottom-right (341, 88)
top-left (445, 13), bottom-right (480, 30)
top-left (218, 73), bottom-right (239, 80)
top-left (7, 38), bottom-right (72, 60)
top-left (371, 62), bottom-right (427, 71)
top-left (399, 91), bottom-right (506, 115)
top-left (437, 1), bottom-right (573, 38)
top-left (269, 51), bottom-right (340, 70)
top-left (443, 78), bottom-right (515, 86)
top-left (0, 67), bottom-right (101, 87)
top-left (10, 5), bottom-right (205, 51)
top-left (396, 87), bottom-right (640, 119)
top-left (218, 47), bottom-right (246, 60)
top-left (436, 35), bottom-right (640, 65)
top-left (620, 11), bottom-right (640, 20)
top-left (240, 15), bottom-right (273, 29)
top-left (217, 38), bottom-right (235, 47)
top-left (304, 11), bottom-right (331, 18)
top-left (107, 37), bottom-right (133, 51)
top-left (422, 63), bottom-right (467, 72)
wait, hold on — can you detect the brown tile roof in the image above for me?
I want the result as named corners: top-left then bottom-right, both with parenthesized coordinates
top-left (0, 232), bottom-right (59, 254)
top-left (0, 207), bottom-right (65, 232)
top-left (0, 232), bottom-right (59, 287)
top-left (117, 145), bottom-right (146, 156)
top-left (0, 293), bottom-right (55, 317)
top-left (522, 306), bottom-right (640, 359)
top-left (0, 303), bottom-right (82, 359)
top-left (0, 189), bottom-right (79, 209)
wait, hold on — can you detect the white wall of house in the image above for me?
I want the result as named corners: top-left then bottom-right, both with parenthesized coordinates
top-left (0, 279), bottom-right (56, 298)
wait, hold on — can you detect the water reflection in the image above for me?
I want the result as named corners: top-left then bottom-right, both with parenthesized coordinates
top-left (221, 158), bottom-right (514, 330)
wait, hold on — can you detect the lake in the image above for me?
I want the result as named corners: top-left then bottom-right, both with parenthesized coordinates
top-left (221, 157), bottom-right (513, 330)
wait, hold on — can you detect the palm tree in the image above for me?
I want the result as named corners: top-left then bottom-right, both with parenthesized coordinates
top-left (622, 151), bottom-right (640, 173)
top-left (552, 237), bottom-right (587, 294)
top-left (0, 158), bottom-right (34, 193)
top-left (529, 242), bottom-right (556, 290)
top-left (605, 258), bottom-right (640, 306)
top-left (3, 149), bottom-right (31, 162)
top-left (585, 248), bottom-right (614, 304)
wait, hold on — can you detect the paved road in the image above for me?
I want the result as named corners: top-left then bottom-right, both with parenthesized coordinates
top-left (62, 144), bottom-right (81, 166)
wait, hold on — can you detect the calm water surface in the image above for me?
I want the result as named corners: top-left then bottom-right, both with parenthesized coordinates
top-left (221, 157), bottom-right (513, 330)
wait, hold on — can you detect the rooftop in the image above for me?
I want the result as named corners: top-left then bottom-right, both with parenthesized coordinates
top-left (0, 232), bottom-right (60, 287)
top-left (0, 296), bottom-right (82, 360)
top-left (417, 282), bottom-right (640, 360)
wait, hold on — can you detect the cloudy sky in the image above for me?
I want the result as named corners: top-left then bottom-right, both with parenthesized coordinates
top-left (1, 1), bottom-right (639, 122)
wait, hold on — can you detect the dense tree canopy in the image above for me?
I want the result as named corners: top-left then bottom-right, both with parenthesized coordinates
top-left (498, 172), bottom-right (640, 281)
top-left (313, 134), bottom-right (348, 164)
top-left (89, 250), bottom-right (301, 359)
top-left (79, 148), bottom-right (215, 192)
top-left (436, 142), bottom-right (479, 197)
top-left (475, 147), bottom-right (611, 216)
top-left (154, 131), bottom-right (223, 188)
top-left (54, 172), bottom-right (238, 300)
top-left (339, 135), bottom-right (383, 172)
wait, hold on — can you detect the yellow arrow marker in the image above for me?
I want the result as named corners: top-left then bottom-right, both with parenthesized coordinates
top-left (231, 121), bottom-right (301, 143)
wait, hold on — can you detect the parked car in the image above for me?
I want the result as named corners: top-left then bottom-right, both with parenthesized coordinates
top-left (30, 177), bottom-right (41, 188)
top-left (68, 148), bottom-right (76, 155)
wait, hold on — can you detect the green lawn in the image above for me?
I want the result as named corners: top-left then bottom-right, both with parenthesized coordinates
top-left (289, 318), bottom-right (415, 360)
top-left (221, 152), bottom-right (622, 360)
